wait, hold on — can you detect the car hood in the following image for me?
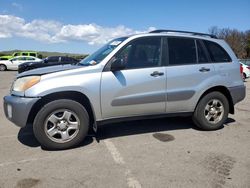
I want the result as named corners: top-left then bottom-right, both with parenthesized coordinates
top-left (17, 64), bottom-right (82, 78)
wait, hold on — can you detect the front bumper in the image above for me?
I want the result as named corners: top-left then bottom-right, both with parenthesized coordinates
top-left (228, 85), bottom-right (246, 105)
top-left (3, 95), bottom-right (40, 128)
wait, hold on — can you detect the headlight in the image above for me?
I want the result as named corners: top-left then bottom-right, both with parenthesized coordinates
top-left (13, 76), bottom-right (41, 92)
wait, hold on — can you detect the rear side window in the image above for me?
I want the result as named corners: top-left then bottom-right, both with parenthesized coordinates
top-left (168, 38), bottom-right (196, 65)
top-left (203, 40), bottom-right (231, 62)
top-left (30, 53), bottom-right (37, 57)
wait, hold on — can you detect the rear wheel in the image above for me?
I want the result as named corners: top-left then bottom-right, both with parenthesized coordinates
top-left (33, 99), bottom-right (89, 150)
top-left (243, 73), bottom-right (246, 80)
top-left (0, 64), bottom-right (7, 71)
top-left (193, 92), bottom-right (229, 130)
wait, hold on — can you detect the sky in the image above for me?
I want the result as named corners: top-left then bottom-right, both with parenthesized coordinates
top-left (0, 0), bottom-right (249, 54)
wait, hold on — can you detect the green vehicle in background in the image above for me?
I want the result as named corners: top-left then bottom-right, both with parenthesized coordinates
top-left (0, 51), bottom-right (41, 60)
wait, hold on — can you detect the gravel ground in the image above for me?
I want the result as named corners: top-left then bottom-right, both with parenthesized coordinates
top-left (0, 71), bottom-right (249, 188)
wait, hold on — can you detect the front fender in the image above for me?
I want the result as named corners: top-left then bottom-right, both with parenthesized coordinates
top-left (24, 72), bottom-right (102, 120)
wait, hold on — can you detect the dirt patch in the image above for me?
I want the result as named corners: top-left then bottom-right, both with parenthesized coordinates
top-left (152, 133), bottom-right (175, 142)
top-left (16, 178), bottom-right (40, 188)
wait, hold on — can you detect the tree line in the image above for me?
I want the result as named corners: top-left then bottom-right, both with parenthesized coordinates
top-left (208, 26), bottom-right (250, 59)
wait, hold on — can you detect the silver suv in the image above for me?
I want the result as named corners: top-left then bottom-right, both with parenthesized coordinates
top-left (3, 30), bottom-right (245, 149)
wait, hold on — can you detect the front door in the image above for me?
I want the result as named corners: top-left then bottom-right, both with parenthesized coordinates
top-left (101, 37), bottom-right (167, 119)
top-left (10, 57), bottom-right (25, 69)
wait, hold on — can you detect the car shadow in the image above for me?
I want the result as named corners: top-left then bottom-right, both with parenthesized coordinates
top-left (17, 116), bottom-right (237, 149)
top-left (95, 116), bottom-right (237, 141)
top-left (17, 124), bottom-right (94, 150)
top-left (17, 125), bottom-right (40, 147)
top-left (96, 116), bottom-right (195, 141)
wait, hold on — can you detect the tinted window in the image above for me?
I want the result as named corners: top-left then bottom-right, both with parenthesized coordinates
top-left (12, 57), bottom-right (23, 61)
top-left (0, 58), bottom-right (8, 60)
top-left (30, 53), bottom-right (36, 57)
top-left (47, 57), bottom-right (59, 62)
top-left (203, 40), bottom-right (231, 62)
top-left (26, 57), bottom-right (35, 60)
top-left (22, 53), bottom-right (28, 56)
top-left (115, 37), bottom-right (161, 69)
top-left (61, 56), bottom-right (66, 62)
top-left (11, 58), bottom-right (18, 61)
top-left (197, 40), bottom-right (209, 63)
top-left (61, 57), bottom-right (72, 63)
top-left (62, 57), bottom-right (73, 62)
top-left (168, 38), bottom-right (196, 65)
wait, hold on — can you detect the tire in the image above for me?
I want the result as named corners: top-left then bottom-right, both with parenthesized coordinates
top-left (33, 99), bottom-right (89, 150)
top-left (192, 92), bottom-right (229, 131)
top-left (243, 73), bottom-right (246, 80)
top-left (0, 64), bottom-right (7, 71)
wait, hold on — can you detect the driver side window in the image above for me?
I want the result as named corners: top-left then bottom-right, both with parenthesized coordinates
top-left (114, 37), bottom-right (162, 69)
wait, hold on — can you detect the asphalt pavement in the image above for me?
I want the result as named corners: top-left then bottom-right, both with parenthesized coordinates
top-left (0, 71), bottom-right (249, 188)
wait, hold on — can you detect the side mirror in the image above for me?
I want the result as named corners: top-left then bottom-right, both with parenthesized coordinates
top-left (110, 58), bottom-right (125, 71)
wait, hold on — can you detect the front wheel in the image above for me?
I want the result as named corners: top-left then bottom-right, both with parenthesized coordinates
top-left (33, 99), bottom-right (89, 150)
top-left (192, 92), bottom-right (229, 130)
top-left (0, 64), bottom-right (7, 71)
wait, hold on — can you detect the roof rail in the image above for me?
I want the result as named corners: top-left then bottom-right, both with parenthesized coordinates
top-left (149, 29), bottom-right (217, 39)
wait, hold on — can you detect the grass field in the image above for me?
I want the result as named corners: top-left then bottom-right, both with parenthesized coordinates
top-left (0, 50), bottom-right (88, 59)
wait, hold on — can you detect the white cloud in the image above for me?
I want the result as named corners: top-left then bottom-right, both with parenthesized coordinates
top-left (0, 14), bottom-right (156, 45)
top-left (11, 2), bottom-right (23, 11)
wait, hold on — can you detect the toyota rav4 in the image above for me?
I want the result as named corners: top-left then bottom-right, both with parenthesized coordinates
top-left (3, 30), bottom-right (246, 149)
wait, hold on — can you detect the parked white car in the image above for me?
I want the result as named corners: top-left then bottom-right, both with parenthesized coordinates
top-left (240, 62), bottom-right (250, 79)
top-left (0, 56), bottom-right (42, 71)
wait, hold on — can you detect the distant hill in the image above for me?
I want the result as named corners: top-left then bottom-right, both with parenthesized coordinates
top-left (0, 50), bottom-right (88, 60)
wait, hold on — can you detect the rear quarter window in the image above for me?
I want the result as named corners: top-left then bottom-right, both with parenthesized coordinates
top-left (203, 40), bottom-right (231, 62)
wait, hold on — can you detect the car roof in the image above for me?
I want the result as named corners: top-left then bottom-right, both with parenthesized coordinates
top-left (14, 51), bottom-right (37, 53)
top-left (124, 30), bottom-right (220, 42)
top-left (11, 56), bottom-right (38, 58)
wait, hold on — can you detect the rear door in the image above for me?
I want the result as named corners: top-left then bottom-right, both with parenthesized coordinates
top-left (101, 37), bottom-right (167, 119)
top-left (202, 40), bottom-right (233, 85)
top-left (165, 37), bottom-right (215, 113)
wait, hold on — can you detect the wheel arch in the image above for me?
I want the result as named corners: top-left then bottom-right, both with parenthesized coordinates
top-left (27, 91), bottom-right (96, 129)
top-left (196, 86), bottom-right (234, 114)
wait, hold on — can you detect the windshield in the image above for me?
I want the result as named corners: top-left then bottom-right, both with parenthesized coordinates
top-left (79, 37), bottom-right (128, 66)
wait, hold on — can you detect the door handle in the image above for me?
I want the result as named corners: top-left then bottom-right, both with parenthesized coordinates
top-left (199, 67), bottom-right (210, 72)
top-left (150, 71), bottom-right (164, 77)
